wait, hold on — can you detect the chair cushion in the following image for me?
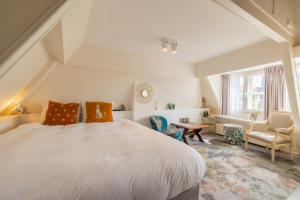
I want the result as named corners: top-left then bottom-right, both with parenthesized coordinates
top-left (268, 112), bottom-right (293, 131)
top-left (246, 131), bottom-right (291, 144)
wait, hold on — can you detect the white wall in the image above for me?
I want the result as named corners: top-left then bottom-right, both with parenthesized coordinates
top-left (196, 40), bottom-right (282, 77)
top-left (24, 46), bottom-right (200, 114)
top-left (67, 45), bottom-right (195, 78)
top-left (199, 75), bottom-right (221, 114)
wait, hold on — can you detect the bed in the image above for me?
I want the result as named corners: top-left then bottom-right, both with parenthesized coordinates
top-left (0, 119), bottom-right (205, 200)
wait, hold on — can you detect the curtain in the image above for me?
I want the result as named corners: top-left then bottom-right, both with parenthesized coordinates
top-left (221, 74), bottom-right (230, 115)
top-left (264, 66), bottom-right (284, 119)
top-left (229, 73), bottom-right (243, 117)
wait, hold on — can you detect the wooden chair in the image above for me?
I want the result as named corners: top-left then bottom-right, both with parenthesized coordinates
top-left (245, 111), bottom-right (294, 163)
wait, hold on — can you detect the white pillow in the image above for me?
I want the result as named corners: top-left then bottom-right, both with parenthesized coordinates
top-left (39, 102), bottom-right (48, 124)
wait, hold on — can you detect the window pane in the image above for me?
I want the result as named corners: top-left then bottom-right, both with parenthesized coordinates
top-left (247, 73), bottom-right (264, 110)
top-left (229, 73), bottom-right (244, 116)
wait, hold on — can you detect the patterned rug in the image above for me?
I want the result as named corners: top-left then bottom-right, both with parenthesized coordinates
top-left (190, 137), bottom-right (300, 200)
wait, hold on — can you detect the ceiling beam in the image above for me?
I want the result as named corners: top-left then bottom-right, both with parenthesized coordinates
top-left (213, 0), bottom-right (295, 44)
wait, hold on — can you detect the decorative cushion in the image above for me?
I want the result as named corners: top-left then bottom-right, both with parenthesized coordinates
top-left (153, 117), bottom-right (163, 130)
top-left (85, 102), bottom-right (113, 123)
top-left (44, 101), bottom-right (80, 125)
top-left (149, 116), bottom-right (168, 132)
top-left (163, 127), bottom-right (183, 141)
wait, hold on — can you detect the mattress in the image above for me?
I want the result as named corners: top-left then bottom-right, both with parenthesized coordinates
top-left (0, 120), bottom-right (205, 200)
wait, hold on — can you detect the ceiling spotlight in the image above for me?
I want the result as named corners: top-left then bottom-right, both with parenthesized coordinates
top-left (161, 39), bottom-right (169, 53)
top-left (170, 43), bottom-right (178, 54)
top-left (160, 38), bottom-right (178, 54)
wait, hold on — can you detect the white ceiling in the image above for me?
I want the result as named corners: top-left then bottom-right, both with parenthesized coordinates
top-left (84, 0), bottom-right (267, 63)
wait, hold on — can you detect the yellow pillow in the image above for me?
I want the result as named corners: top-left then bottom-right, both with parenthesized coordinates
top-left (85, 102), bottom-right (113, 123)
top-left (44, 101), bottom-right (80, 125)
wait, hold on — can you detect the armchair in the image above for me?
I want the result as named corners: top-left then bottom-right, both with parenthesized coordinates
top-left (149, 116), bottom-right (183, 141)
top-left (245, 111), bottom-right (294, 163)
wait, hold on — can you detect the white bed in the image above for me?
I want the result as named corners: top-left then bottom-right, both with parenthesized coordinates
top-left (0, 119), bottom-right (205, 200)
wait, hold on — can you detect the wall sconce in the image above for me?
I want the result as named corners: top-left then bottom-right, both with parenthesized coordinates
top-left (13, 104), bottom-right (27, 115)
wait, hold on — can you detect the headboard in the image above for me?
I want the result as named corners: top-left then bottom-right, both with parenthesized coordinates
top-left (0, 111), bottom-right (133, 135)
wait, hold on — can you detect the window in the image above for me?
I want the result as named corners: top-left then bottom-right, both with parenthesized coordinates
top-left (245, 72), bottom-right (265, 111)
top-left (229, 68), bottom-right (290, 118)
top-left (229, 70), bottom-right (264, 117)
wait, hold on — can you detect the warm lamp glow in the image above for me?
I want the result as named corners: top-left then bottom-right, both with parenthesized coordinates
top-left (170, 42), bottom-right (177, 54)
top-left (161, 47), bottom-right (169, 52)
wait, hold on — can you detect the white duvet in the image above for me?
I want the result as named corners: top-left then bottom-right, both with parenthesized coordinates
top-left (0, 120), bottom-right (205, 200)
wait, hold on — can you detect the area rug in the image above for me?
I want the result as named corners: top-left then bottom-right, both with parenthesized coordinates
top-left (190, 137), bottom-right (300, 200)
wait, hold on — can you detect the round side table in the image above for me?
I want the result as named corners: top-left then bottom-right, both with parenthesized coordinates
top-left (223, 124), bottom-right (243, 145)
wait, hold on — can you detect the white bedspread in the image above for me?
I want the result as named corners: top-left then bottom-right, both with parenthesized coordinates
top-left (0, 120), bottom-right (205, 200)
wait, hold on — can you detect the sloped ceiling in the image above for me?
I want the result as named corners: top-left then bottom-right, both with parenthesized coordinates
top-left (84, 0), bottom-right (267, 63)
top-left (0, 0), bottom-right (66, 65)
top-left (0, 0), bottom-right (93, 114)
top-left (0, 41), bottom-right (50, 112)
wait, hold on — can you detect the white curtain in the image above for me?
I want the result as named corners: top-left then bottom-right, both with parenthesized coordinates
top-left (264, 66), bottom-right (284, 119)
top-left (229, 73), bottom-right (243, 117)
top-left (221, 74), bottom-right (230, 115)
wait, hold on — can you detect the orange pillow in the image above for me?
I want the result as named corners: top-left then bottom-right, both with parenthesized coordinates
top-left (85, 102), bottom-right (113, 123)
top-left (44, 101), bottom-right (80, 125)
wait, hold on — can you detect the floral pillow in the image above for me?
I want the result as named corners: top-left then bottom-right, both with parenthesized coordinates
top-left (44, 101), bottom-right (80, 125)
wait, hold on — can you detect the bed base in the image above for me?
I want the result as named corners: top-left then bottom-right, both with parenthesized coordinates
top-left (169, 184), bottom-right (199, 200)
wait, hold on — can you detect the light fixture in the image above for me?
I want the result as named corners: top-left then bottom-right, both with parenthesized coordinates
top-left (13, 103), bottom-right (27, 115)
top-left (160, 38), bottom-right (178, 54)
top-left (170, 42), bottom-right (177, 54)
top-left (161, 39), bottom-right (169, 53)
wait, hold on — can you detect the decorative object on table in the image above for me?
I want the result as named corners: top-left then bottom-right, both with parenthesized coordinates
top-left (135, 82), bottom-right (154, 104)
top-left (149, 116), bottom-right (183, 141)
top-left (201, 97), bottom-right (207, 108)
top-left (249, 112), bottom-right (258, 121)
top-left (245, 111), bottom-right (294, 163)
top-left (209, 108), bottom-right (216, 116)
top-left (120, 104), bottom-right (126, 111)
top-left (203, 110), bottom-right (209, 117)
top-left (180, 117), bottom-right (190, 123)
top-left (223, 124), bottom-right (243, 145)
top-left (167, 103), bottom-right (176, 110)
top-left (14, 104), bottom-right (28, 115)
